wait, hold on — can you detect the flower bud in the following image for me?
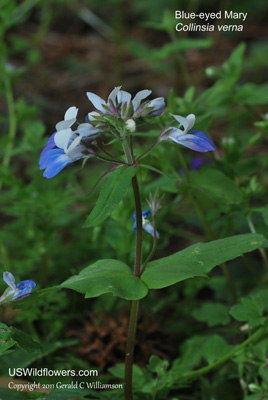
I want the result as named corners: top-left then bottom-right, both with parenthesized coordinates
top-left (125, 119), bottom-right (136, 133)
top-left (87, 111), bottom-right (101, 122)
top-left (146, 97), bottom-right (165, 116)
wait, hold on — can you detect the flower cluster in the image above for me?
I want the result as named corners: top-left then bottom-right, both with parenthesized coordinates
top-left (0, 272), bottom-right (36, 304)
top-left (39, 87), bottom-right (216, 179)
top-left (133, 209), bottom-right (159, 238)
top-left (160, 114), bottom-right (215, 152)
top-left (86, 86), bottom-right (165, 122)
top-left (40, 88), bottom-right (165, 179)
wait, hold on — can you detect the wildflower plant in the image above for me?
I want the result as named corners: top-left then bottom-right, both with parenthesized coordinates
top-left (37, 86), bottom-right (268, 400)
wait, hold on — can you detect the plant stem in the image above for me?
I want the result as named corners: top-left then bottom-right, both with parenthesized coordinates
top-left (177, 148), bottom-right (237, 303)
top-left (124, 300), bottom-right (139, 400)
top-left (136, 141), bottom-right (159, 162)
top-left (122, 138), bottom-right (143, 399)
top-left (247, 215), bottom-right (268, 271)
top-left (181, 326), bottom-right (266, 381)
top-left (95, 154), bottom-right (125, 165)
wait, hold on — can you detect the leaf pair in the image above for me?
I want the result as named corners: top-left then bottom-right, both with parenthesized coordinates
top-left (61, 233), bottom-right (267, 300)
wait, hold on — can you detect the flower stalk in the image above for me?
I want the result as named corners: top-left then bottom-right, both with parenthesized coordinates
top-left (122, 137), bottom-right (143, 399)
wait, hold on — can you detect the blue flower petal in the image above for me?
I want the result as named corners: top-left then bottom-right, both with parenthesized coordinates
top-left (0, 273), bottom-right (36, 304)
top-left (43, 153), bottom-right (74, 179)
top-left (143, 209), bottom-right (151, 217)
top-left (39, 148), bottom-right (66, 169)
top-left (40, 133), bottom-right (56, 157)
top-left (189, 130), bottom-right (216, 150)
top-left (13, 280), bottom-right (36, 300)
top-left (175, 131), bottom-right (216, 152)
top-left (132, 209), bottom-right (157, 238)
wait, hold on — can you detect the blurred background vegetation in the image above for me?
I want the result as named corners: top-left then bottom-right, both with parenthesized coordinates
top-left (1, 0), bottom-right (268, 398)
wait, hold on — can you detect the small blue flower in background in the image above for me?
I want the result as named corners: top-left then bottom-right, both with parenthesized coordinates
top-left (40, 107), bottom-right (99, 179)
top-left (0, 272), bottom-right (36, 304)
top-left (160, 114), bottom-right (216, 153)
top-left (190, 155), bottom-right (203, 170)
top-left (133, 209), bottom-right (159, 238)
top-left (179, 155), bottom-right (203, 177)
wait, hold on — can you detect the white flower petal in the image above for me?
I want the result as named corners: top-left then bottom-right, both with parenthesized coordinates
top-left (167, 128), bottom-right (185, 142)
top-left (56, 118), bottom-right (76, 131)
top-left (54, 128), bottom-right (73, 150)
top-left (77, 123), bottom-right (99, 137)
top-left (86, 92), bottom-right (106, 112)
top-left (132, 89), bottom-right (152, 111)
top-left (64, 106), bottom-right (78, 121)
top-left (87, 111), bottom-right (100, 121)
top-left (67, 135), bottom-right (82, 153)
top-left (143, 222), bottom-right (159, 238)
top-left (68, 145), bottom-right (87, 159)
top-left (3, 271), bottom-right (16, 289)
top-left (186, 114), bottom-right (196, 130)
top-left (171, 114), bottom-right (190, 131)
top-left (108, 86), bottom-right (122, 104)
top-left (117, 90), bottom-right (132, 104)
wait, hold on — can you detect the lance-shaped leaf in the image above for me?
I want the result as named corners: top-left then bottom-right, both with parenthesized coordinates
top-left (61, 259), bottom-right (148, 300)
top-left (190, 168), bottom-right (243, 205)
top-left (84, 166), bottom-right (136, 228)
top-left (141, 234), bottom-right (267, 289)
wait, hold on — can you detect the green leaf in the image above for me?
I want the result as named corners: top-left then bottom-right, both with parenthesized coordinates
top-left (148, 355), bottom-right (168, 376)
top-left (46, 387), bottom-right (95, 400)
top-left (84, 166), bottom-right (136, 228)
top-left (151, 38), bottom-right (212, 60)
top-left (0, 389), bottom-right (27, 400)
top-left (190, 168), bottom-right (243, 205)
top-left (9, 327), bottom-right (43, 353)
top-left (0, 340), bottom-right (78, 373)
top-left (13, 287), bottom-right (60, 306)
top-left (140, 164), bottom-right (176, 179)
top-left (235, 83), bottom-right (268, 105)
top-left (223, 42), bottom-right (245, 85)
top-left (141, 234), bottom-right (267, 289)
top-left (192, 302), bottom-right (231, 327)
top-left (230, 289), bottom-right (268, 327)
top-left (109, 363), bottom-right (148, 391)
top-left (61, 259), bottom-right (148, 300)
top-left (0, 322), bottom-right (16, 355)
top-left (202, 335), bottom-right (232, 365)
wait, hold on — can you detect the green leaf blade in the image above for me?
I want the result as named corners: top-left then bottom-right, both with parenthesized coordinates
top-left (141, 234), bottom-right (267, 289)
top-left (190, 168), bottom-right (243, 205)
top-left (84, 166), bottom-right (136, 228)
top-left (61, 259), bottom-right (148, 300)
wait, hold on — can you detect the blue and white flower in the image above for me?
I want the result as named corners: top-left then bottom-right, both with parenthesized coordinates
top-left (136, 97), bottom-right (166, 118)
top-left (160, 114), bottom-right (216, 153)
top-left (40, 107), bottom-right (99, 179)
top-left (86, 86), bottom-right (165, 121)
top-left (133, 209), bottom-right (159, 238)
top-left (0, 272), bottom-right (36, 304)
